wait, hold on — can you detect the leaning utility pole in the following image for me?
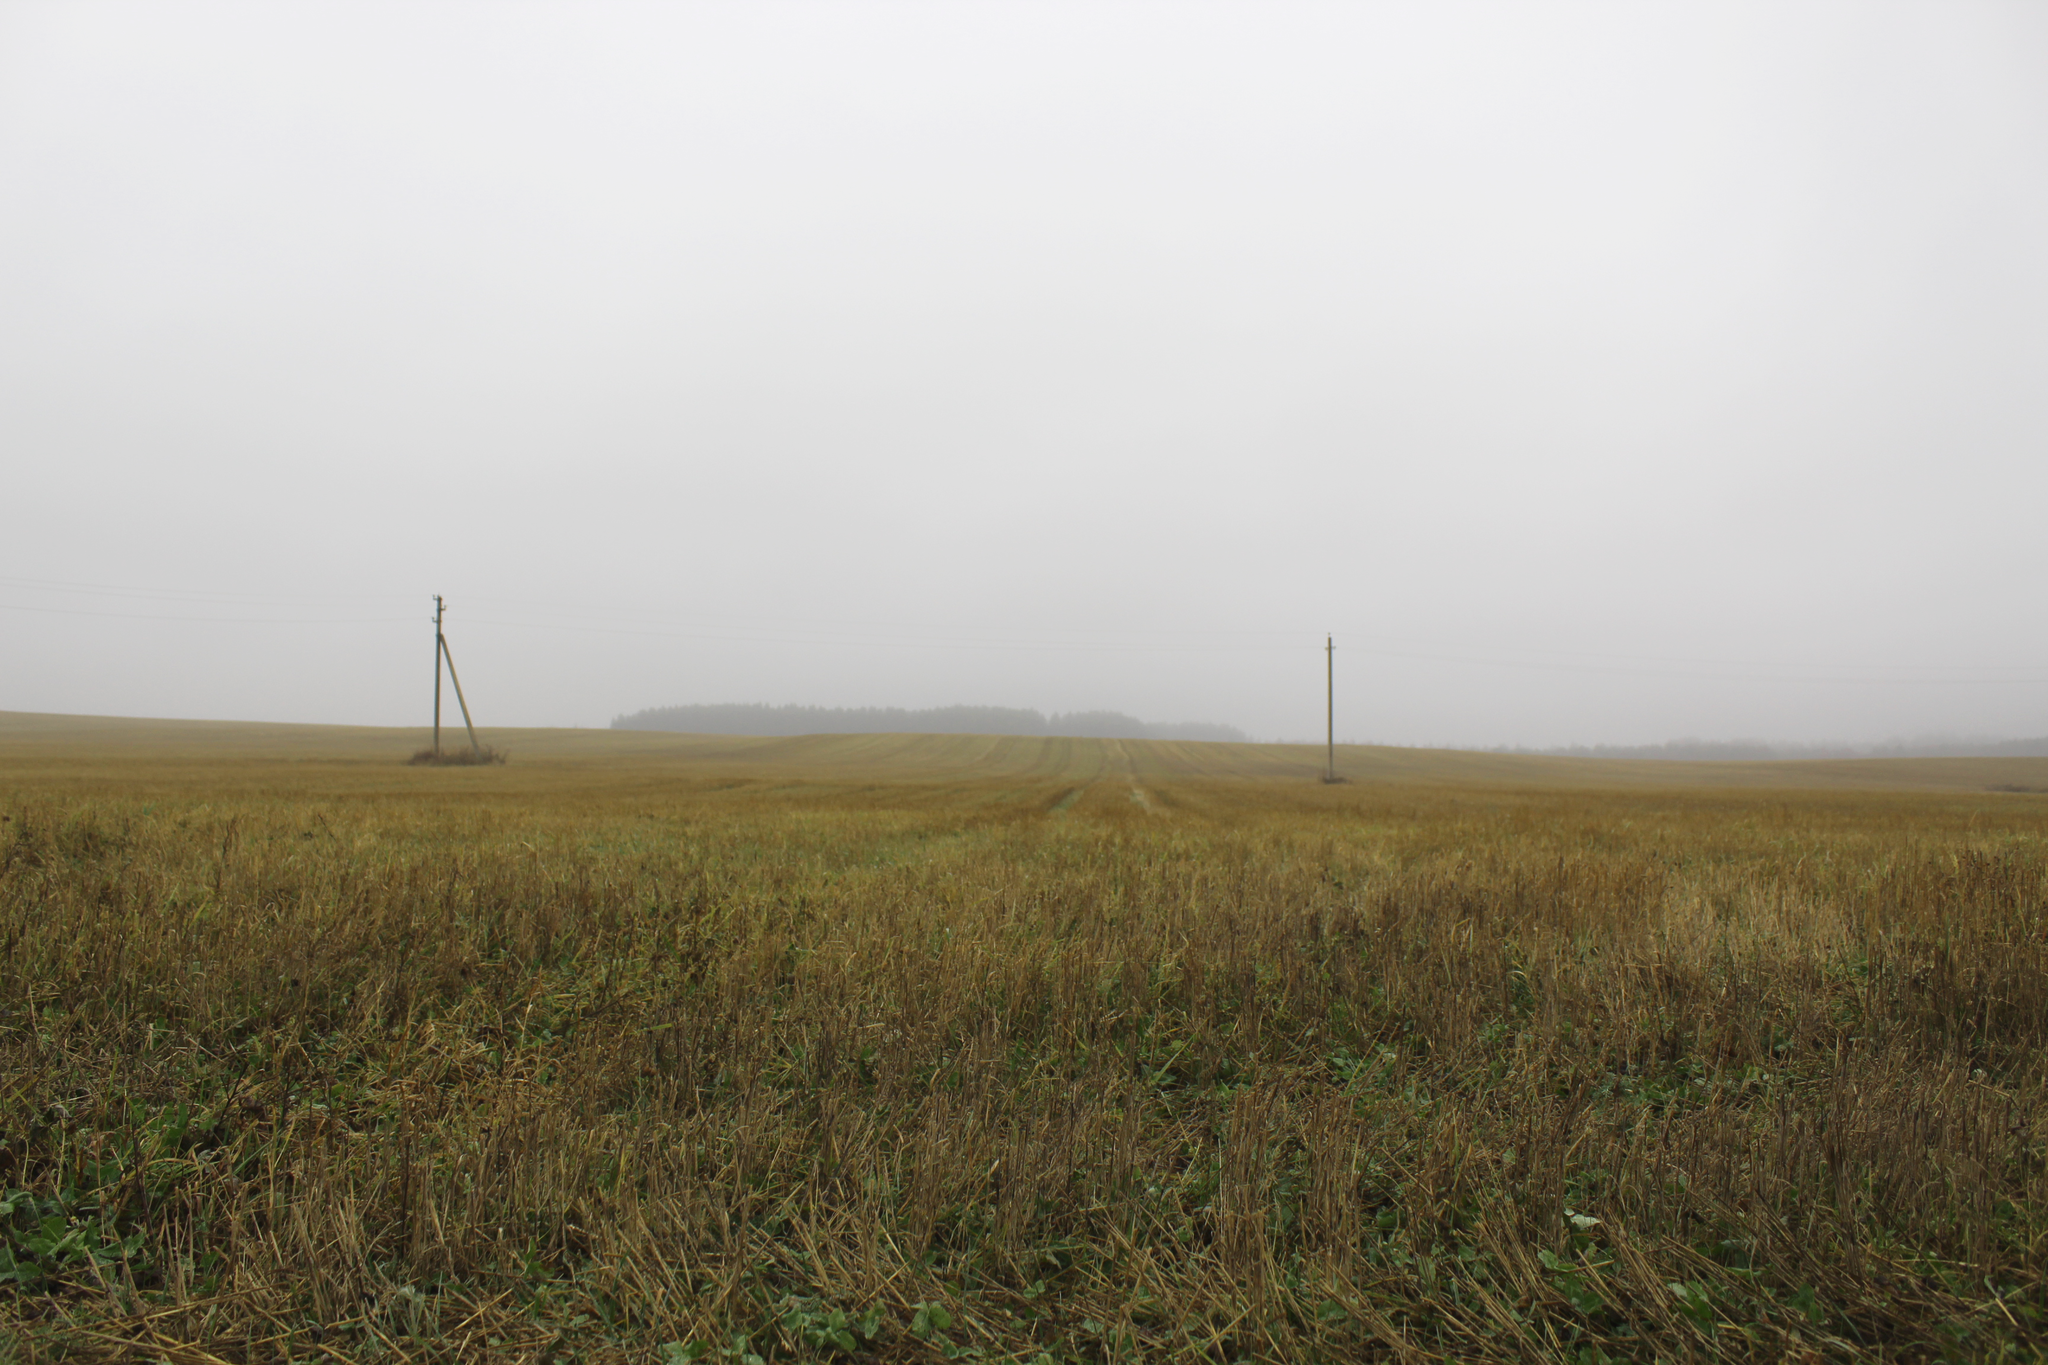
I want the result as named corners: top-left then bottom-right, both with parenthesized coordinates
top-left (1325, 634), bottom-right (1337, 782)
top-left (441, 629), bottom-right (482, 757)
top-left (431, 595), bottom-right (482, 758)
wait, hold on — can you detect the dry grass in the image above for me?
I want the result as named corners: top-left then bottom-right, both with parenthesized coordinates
top-left (3, 719), bottom-right (2047, 1362)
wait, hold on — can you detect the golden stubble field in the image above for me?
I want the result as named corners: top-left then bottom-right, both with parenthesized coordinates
top-left (3, 711), bottom-right (2047, 1363)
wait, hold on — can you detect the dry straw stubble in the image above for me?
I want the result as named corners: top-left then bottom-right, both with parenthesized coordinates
top-left (0, 750), bottom-right (2045, 1362)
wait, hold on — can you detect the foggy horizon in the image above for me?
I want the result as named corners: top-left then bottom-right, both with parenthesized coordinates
top-left (5, 2), bottom-right (2046, 751)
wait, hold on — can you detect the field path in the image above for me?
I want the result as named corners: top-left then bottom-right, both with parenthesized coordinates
top-left (1112, 739), bottom-right (1156, 810)
top-left (1047, 740), bottom-right (1112, 813)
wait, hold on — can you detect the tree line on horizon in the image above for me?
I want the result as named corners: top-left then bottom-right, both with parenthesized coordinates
top-left (610, 703), bottom-right (1248, 743)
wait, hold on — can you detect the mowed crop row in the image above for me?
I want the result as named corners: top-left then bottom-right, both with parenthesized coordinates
top-left (3, 731), bottom-right (2047, 1362)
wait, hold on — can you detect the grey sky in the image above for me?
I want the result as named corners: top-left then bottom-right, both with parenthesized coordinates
top-left (3, 2), bottom-right (2045, 747)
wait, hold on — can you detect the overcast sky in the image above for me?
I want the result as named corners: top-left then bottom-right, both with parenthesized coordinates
top-left (3, 2), bottom-right (2045, 746)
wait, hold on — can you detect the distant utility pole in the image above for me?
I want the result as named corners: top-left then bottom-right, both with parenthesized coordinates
top-left (1325, 634), bottom-right (1337, 783)
top-left (431, 595), bottom-right (482, 758)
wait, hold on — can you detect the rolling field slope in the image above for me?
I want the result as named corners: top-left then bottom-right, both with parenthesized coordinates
top-left (5, 708), bottom-right (2047, 795)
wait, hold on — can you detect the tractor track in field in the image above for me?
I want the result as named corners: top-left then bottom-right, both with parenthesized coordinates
top-left (1046, 739), bottom-right (1156, 814)
top-left (1112, 739), bottom-right (1155, 810)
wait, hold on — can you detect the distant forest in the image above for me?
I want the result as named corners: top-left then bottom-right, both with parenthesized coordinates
top-left (611, 703), bottom-right (1247, 743)
top-left (1511, 736), bottom-right (2048, 761)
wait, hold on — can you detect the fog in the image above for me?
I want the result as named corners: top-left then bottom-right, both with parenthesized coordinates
top-left (4, 2), bottom-right (2045, 748)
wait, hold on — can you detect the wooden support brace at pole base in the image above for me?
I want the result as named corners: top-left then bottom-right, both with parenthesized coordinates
top-left (440, 635), bottom-right (482, 756)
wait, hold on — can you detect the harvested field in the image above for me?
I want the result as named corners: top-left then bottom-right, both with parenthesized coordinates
top-left (3, 712), bottom-right (2046, 1361)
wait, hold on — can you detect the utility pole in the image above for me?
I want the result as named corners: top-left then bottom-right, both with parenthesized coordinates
top-left (433, 595), bottom-right (445, 757)
top-left (1325, 634), bottom-right (1336, 782)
